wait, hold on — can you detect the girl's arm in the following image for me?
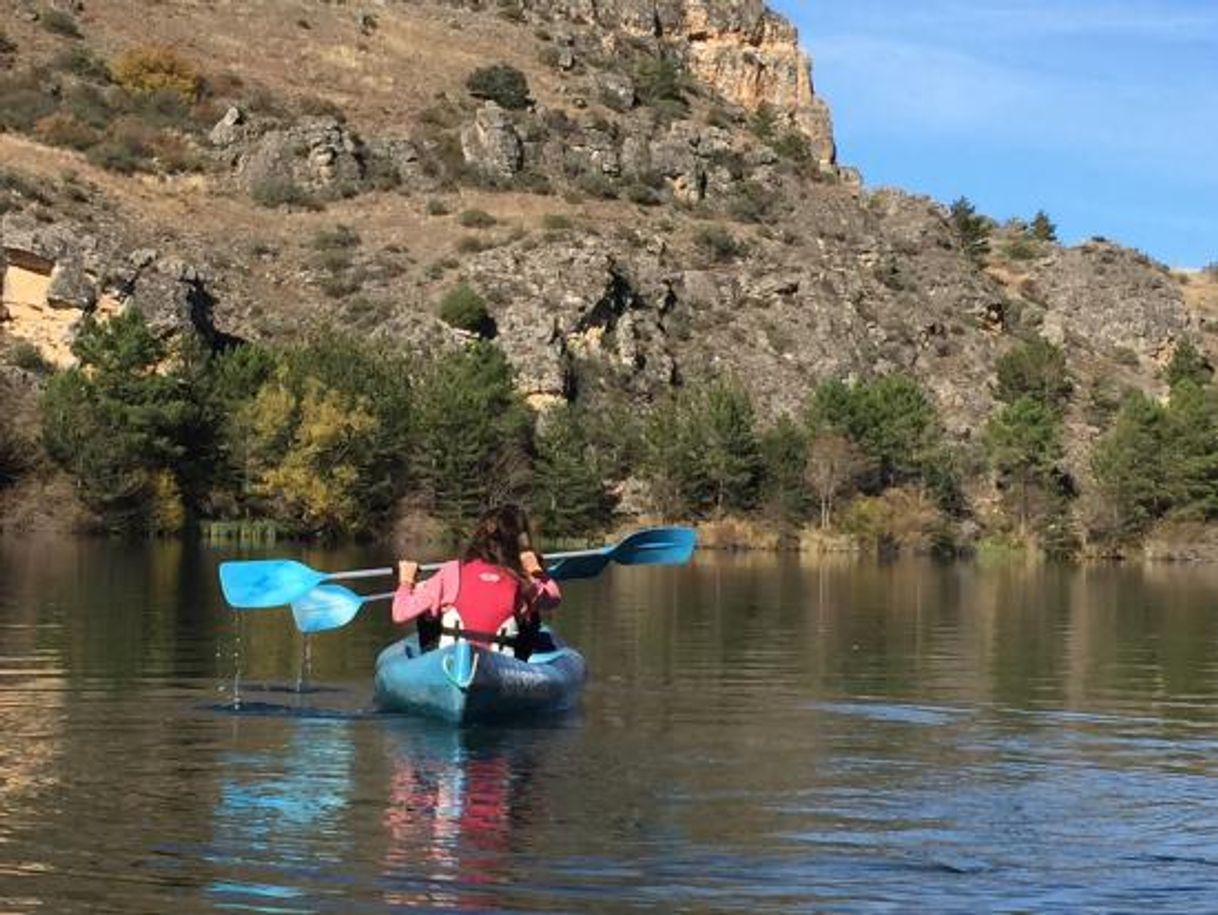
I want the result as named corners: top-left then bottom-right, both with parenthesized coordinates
top-left (528, 575), bottom-right (562, 612)
top-left (391, 560), bottom-right (459, 624)
top-left (520, 551), bottom-right (561, 614)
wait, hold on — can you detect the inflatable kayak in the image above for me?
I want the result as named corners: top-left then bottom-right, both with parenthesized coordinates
top-left (373, 628), bottom-right (586, 724)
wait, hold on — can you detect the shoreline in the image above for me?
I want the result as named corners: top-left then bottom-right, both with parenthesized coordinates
top-left (7, 514), bottom-right (1218, 565)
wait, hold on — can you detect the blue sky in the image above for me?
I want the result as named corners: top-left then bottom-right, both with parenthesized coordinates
top-left (775, 0), bottom-right (1218, 267)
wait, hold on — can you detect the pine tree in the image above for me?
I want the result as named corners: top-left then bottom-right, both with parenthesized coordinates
top-left (993, 337), bottom-right (1073, 413)
top-left (985, 395), bottom-right (1063, 535)
top-left (1092, 392), bottom-right (1172, 539)
top-left (42, 311), bottom-right (194, 530)
top-left (530, 405), bottom-right (613, 538)
top-left (411, 343), bottom-right (531, 531)
top-left (759, 416), bottom-right (808, 524)
top-left (806, 375), bottom-right (943, 490)
top-left (695, 379), bottom-right (763, 514)
top-left (1165, 339), bottom-right (1213, 392)
top-left (949, 196), bottom-right (991, 260)
top-left (1030, 210), bottom-right (1058, 242)
top-left (642, 397), bottom-right (701, 518)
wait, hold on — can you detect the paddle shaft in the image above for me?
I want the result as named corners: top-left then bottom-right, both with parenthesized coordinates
top-left (328, 562), bottom-right (444, 583)
top-left (330, 551), bottom-right (580, 585)
top-left (326, 535), bottom-right (683, 589)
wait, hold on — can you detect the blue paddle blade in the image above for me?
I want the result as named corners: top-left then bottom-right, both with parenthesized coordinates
top-left (611, 526), bottom-right (698, 567)
top-left (219, 560), bottom-right (327, 608)
top-left (290, 584), bottom-right (365, 634)
top-left (547, 551), bottom-right (611, 581)
top-left (546, 527), bottom-right (697, 580)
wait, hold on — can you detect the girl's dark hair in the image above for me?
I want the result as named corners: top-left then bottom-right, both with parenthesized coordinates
top-left (463, 504), bottom-right (535, 577)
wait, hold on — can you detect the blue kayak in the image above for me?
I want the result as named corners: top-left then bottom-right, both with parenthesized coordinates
top-left (373, 629), bottom-right (587, 724)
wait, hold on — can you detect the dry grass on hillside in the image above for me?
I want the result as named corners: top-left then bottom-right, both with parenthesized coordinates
top-left (1181, 270), bottom-right (1218, 320)
top-left (6, 0), bottom-right (567, 132)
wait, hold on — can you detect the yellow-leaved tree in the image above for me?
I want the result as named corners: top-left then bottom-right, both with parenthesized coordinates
top-left (241, 378), bottom-right (379, 536)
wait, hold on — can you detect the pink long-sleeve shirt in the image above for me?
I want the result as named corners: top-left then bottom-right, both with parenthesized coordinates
top-left (391, 560), bottom-right (561, 625)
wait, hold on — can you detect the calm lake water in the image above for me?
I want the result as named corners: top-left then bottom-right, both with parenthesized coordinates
top-left (5, 538), bottom-right (1218, 912)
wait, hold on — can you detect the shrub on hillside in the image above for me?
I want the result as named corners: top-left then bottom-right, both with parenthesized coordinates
top-left (727, 181), bottom-right (777, 223)
top-left (458, 208), bottom-right (497, 228)
top-left (111, 46), bottom-right (201, 103)
top-left (5, 341), bottom-right (54, 375)
top-left (311, 224), bottom-right (361, 250)
top-left (52, 46), bottom-right (110, 81)
top-left (61, 82), bottom-right (114, 129)
top-left (773, 130), bottom-right (810, 163)
top-left (85, 119), bottom-right (156, 173)
top-left (466, 64), bottom-right (530, 110)
top-left (1003, 237), bottom-right (1040, 261)
top-left (131, 87), bottom-right (197, 130)
top-left (41, 10), bottom-right (82, 39)
top-left (34, 112), bottom-right (100, 151)
top-left (0, 29), bottom-right (17, 55)
top-left (694, 226), bottom-right (747, 263)
top-left (250, 176), bottom-right (320, 210)
top-left (749, 104), bottom-right (778, 142)
top-left (437, 282), bottom-right (495, 336)
top-left (0, 73), bottom-right (57, 131)
top-left (635, 55), bottom-right (689, 115)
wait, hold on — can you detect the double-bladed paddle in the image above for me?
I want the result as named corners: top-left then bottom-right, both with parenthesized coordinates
top-left (219, 526), bottom-right (698, 633)
top-left (286, 525), bottom-right (698, 632)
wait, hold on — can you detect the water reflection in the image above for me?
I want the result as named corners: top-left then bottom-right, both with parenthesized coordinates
top-left (12, 539), bottom-right (1218, 911)
top-left (206, 718), bottom-right (356, 911)
top-left (381, 724), bottom-right (542, 910)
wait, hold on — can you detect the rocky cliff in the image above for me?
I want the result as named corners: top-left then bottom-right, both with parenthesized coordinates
top-left (0, 0), bottom-right (1210, 534)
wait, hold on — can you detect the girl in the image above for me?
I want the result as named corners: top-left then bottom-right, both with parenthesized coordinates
top-left (392, 505), bottom-right (561, 660)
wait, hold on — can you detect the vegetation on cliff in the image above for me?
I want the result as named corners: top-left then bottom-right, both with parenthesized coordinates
top-left (1, 0), bottom-right (1215, 558)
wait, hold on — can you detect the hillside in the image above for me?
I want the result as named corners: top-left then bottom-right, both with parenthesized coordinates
top-left (1, 0), bottom-right (1213, 549)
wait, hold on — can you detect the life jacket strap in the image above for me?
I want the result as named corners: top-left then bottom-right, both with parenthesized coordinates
top-left (438, 625), bottom-right (520, 648)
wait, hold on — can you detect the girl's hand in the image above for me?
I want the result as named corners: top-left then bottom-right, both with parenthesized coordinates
top-left (520, 550), bottom-right (545, 578)
top-left (398, 560), bottom-right (419, 587)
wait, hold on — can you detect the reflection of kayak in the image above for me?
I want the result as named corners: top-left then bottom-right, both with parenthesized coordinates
top-left (373, 629), bottom-right (587, 724)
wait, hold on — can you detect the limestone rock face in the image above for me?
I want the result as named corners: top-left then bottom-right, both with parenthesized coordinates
top-left (460, 103), bottom-right (524, 178)
top-left (526, 0), bottom-right (835, 165)
top-left (2, 214), bottom-right (102, 363)
top-left (238, 117), bottom-right (365, 191)
top-left (115, 257), bottom-right (219, 342)
top-left (1, 213), bottom-right (219, 365)
top-left (460, 239), bottom-right (676, 405)
top-left (1026, 241), bottom-right (1194, 362)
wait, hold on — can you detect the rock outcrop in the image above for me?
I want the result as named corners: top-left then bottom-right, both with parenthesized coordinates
top-left (526, 0), bottom-right (835, 164)
top-left (236, 117), bottom-right (366, 194)
top-left (461, 103), bottom-right (525, 179)
top-left (1027, 240), bottom-right (1194, 363)
top-left (1, 214), bottom-right (220, 365)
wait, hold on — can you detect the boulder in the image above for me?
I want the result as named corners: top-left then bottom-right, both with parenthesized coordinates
top-left (208, 106), bottom-right (246, 148)
top-left (239, 117), bottom-right (365, 192)
top-left (460, 103), bottom-right (524, 178)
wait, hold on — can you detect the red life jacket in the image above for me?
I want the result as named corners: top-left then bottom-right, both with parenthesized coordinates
top-left (447, 559), bottom-right (522, 647)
